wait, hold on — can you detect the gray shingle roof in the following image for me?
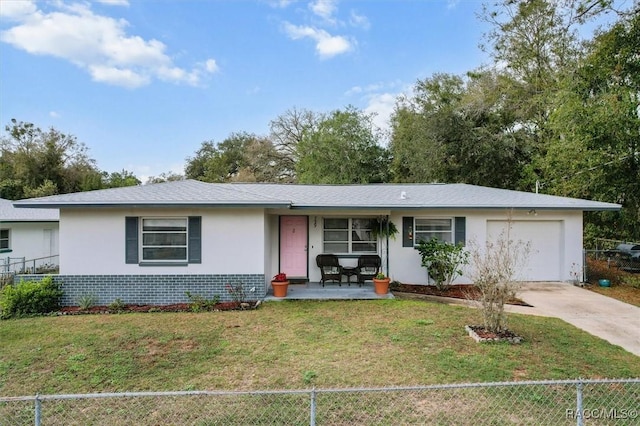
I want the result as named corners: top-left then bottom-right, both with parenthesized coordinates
top-left (12, 180), bottom-right (621, 211)
top-left (1, 198), bottom-right (59, 221)
top-left (12, 180), bottom-right (290, 208)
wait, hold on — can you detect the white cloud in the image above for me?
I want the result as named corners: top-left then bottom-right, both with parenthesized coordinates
top-left (345, 86), bottom-right (363, 96)
top-left (447, 0), bottom-right (460, 9)
top-left (203, 58), bottom-right (219, 73)
top-left (309, 0), bottom-right (338, 23)
top-left (345, 82), bottom-right (385, 97)
top-left (95, 0), bottom-right (130, 6)
top-left (88, 65), bottom-right (150, 88)
top-left (283, 22), bottom-right (352, 58)
top-left (0, 0), bottom-right (38, 20)
top-left (344, 80), bottom-right (408, 140)
top-left (364, 92), bottom-right (397, 139)
top-left (266, 0), bottom-right (296, 8)
top-left (349, 10), bottom-right (370, 30)
top-left (49, 111), bottom-right (60, 118)
top-left (133, 162), bottom-right (185, 184)
top-left (0, 2), bottom-right (218, 88)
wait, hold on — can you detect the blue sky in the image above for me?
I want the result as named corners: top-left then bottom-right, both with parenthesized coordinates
top-left (1, 0), bottom-right (490, 182)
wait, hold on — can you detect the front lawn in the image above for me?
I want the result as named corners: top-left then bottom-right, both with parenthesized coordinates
top-left (1, 300), bottom-right (638, 396)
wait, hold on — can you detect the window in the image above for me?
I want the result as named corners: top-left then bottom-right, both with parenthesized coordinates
top-left (141, 218), bottom-right (188, 262)
top-left (323, 218), bottom-right (377, 253)
top-left (414, 218), bottom-right (453, 244)
top-left (0, 229), bottom-right (9, 250)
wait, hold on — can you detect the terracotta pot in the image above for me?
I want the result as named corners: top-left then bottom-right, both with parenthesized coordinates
top-left (373, 278), bottom-right (390, 295)
top-left (271, 280), bottom-right (290, 297)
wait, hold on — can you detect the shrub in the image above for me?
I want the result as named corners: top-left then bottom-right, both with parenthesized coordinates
top-left (416, 238), bottom-right (469, 291)
top-left (0, 276), bottom-right (63, 319)
top-left (621, 275), bottom-right (640, 289)
top-left (225, 283), bottom-right (245, 304)
top-left (107, 298), bottom-right (126, 313)
top-left (76, 294), bottom-right (98, 311)
top-left (185, 292), bottom-right (220, 312)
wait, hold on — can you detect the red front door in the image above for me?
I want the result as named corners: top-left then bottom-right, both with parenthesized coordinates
top-left (279, 216), bottom-right (308, 278)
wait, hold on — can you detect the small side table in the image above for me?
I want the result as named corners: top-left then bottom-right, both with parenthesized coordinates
top-left (342, 266), bottom-right (357, 286)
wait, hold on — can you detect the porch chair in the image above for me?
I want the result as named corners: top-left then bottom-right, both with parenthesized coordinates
top-left (356, 255), bottom-right (381, 286)
top-left (316, 254), bottom-right (343, 287)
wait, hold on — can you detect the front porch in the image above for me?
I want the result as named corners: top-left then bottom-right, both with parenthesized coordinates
top-left (264, 281), bottom-right (395, 301)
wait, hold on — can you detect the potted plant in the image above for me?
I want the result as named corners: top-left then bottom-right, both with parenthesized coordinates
top-left (271, 273), bottom-right (289, 297)
top-left (372, 272), bottom-right (391, 295)
top-left (371, 217), bottom-right (399, 240)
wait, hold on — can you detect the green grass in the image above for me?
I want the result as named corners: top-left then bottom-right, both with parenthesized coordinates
top-left (1, 299), bottom-right (639, 396)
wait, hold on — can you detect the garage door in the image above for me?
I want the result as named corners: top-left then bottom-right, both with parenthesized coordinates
top-left (486, 220), bottom-right (563, 281)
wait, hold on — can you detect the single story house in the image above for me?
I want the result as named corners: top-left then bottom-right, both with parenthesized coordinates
top-left (1, 198), bottom-right (59, 273)
top-left (13, 180), bottom-right (620, 306)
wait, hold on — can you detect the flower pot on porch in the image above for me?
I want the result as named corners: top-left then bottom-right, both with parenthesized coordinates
top-left (373, 278), bottom-right (390, 295)
top-left (271, 280), bottom-right (290, 297)
top-left (271, 273), bottom-right (289, 297)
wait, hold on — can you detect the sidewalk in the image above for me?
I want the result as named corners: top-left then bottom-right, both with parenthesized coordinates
top-left (512, 282), bottom-right (640, 357)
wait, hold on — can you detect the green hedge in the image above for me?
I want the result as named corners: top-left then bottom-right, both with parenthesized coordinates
top-left (0, 276), bottom-right (63, 319)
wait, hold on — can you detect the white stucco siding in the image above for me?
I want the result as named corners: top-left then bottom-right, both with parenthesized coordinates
top-left (0, 222), bottom-right (59, 262)
top-left (388, 210), bottom-right (583, 284)
top-left (59, 208), bottom-right (266, 275)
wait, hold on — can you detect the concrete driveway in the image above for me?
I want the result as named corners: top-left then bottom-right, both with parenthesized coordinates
top-left (507, 282), bottom-right (640, 357)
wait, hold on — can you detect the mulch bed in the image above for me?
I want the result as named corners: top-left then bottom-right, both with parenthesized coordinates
top-left (390, 283), bottom-right (533, 307)
top-left (465, 325), bottom-right (523, 344)
top-left (57, 301), bottom-right (260, 315)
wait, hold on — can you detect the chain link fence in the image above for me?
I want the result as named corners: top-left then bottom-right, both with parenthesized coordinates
top-left (1, 379), bottom-right (638, 425)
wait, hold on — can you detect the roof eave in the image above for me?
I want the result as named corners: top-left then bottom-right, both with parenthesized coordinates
top-left (13, 202), bottom-right (292, 209)
top-left (289, 204), bottom-right (622, 211)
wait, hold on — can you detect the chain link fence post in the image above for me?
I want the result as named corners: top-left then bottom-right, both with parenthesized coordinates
top-left (576, 380), bottom-right (583, 426)
top-left (34, 394), bottom-right (41, 426)
top-left (309, 387), bottom-right (316, 426)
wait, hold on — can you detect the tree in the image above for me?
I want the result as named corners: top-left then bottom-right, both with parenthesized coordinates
top-left (185, 133), bottom-right (252, 183)
top-left (468, 218), bottom-right (531, 333)
top-left (103, 169), bottom-right (141, 187)
top-left (145, 172), bottom-right (184, 185)
top-left (390, 71), bottom-right (532, 189)
top-left (269, 107), bottom-right (318, 182)
top-left (0, 119), bottom-right (102, 199)
top-left (296, 106), bottom-right (390, 184)
top-left (185, 132), bottom-right (289, 183)
top-left (480, 0), bottom-right (582, 130)
top-left (542, 9), bottom-right (640, 240)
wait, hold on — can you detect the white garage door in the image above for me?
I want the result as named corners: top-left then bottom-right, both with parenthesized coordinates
top-left (486, 220), bottom-right (563, 281)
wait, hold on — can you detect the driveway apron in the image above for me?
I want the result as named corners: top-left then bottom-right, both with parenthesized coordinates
top-left (515, 282), bottom-right (640, 357)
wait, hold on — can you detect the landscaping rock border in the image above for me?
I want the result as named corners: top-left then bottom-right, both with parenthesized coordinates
top-left (465, 324), bottom-right (523, 344)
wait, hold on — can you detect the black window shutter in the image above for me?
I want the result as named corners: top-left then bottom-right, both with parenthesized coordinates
top-left (402, 216), bottom-right (414, 247)
top-left (454, 217), bottom-right (466, 246)
top-left (188, 216), bottom-right (202, 263)
top-left (125, 217), bottom-right (139, 264)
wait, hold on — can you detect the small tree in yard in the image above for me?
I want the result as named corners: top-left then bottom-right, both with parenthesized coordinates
top-left (468, 225), bottom-right (531, 333)
top-left (417, 238), bottom-right (469, 291)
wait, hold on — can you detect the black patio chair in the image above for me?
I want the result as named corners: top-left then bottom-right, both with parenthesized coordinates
top-left (316, 254), bottom-right (343, 287)
top-left (357, 255), bottom-right (381, 286)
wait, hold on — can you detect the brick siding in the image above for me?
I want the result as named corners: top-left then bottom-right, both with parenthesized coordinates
top-left (15, 274), bottom-right (266, 306)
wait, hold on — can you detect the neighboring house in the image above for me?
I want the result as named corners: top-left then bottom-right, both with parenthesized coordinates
top-left (0, 198), bottom-right (59, 273)
top-left (13, 180), bottom-right (620, 306)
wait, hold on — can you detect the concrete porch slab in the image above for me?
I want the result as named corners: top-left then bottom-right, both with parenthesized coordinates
top-left (264, 281), bottom-right (394, 301)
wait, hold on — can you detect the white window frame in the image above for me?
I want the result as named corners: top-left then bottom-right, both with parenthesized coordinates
top-left (0, 229), bottom-right (9, 250)
top-left (413, 217), bottom-right (454, 246)
top-left (140, 217), bottom-right (188, 262)
top-left (323, 217), bottom-right (377, 254)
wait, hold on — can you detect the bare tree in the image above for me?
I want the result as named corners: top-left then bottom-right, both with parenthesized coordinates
top-left (467, 218), bottom-right (531, 333)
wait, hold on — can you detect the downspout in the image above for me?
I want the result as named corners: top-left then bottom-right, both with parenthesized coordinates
top-left (386, 215), bottom-right (390, 276)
